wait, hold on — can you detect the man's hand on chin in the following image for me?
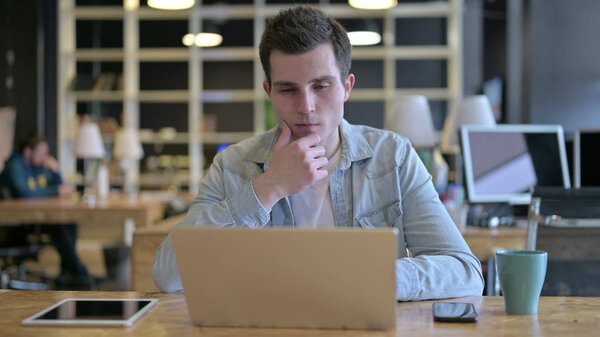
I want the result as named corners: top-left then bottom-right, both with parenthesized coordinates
top-left (252, 121), bottom-right (328, 210)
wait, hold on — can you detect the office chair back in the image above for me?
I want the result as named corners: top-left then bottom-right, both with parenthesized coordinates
top-left (526, 186), bottom-right (600, 296)
top-left (0, 187), bottom-right (51, 290)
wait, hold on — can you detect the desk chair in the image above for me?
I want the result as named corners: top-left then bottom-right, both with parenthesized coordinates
top-left (526, 186), bottom-right (600, 296)
top-left (0, 187), bottom-right (51, 290)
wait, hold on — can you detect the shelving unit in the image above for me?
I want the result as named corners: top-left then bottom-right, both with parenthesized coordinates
top-left (58, 0), bottom-right (463, 194)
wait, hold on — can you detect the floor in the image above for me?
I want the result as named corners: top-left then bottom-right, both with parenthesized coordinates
top-left (19, 221), bottom-right (133, 291)
top-left (26, 240), bottom-right (108, 280)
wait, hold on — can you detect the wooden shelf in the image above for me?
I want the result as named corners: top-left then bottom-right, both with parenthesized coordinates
top-left (348, 88), bottom-right (452, 101)
top-left (71, 91), bottom-right (123, 102)
top-left (76, 47), bottom-right (257, 62)
top-left (74, 3), bottom-right (452, 20)
top-left (353, 46), bottom-right (451, 60)
top-left (60, 1), bottom-right (463, 194)
top-left (65, 131), bottom-right (256, 145)
top-left (75, 46), bottom-right (449, 62)
top-left (136, 132), bottom-right (255, 145)
top-left (71, 90), bottom-right (259, 103)
top-left (66, 172), bottom-right (191, 188)
top-left (71, 89), bottom-right (449, 103)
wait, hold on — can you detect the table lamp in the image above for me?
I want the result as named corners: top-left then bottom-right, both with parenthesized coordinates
top-left (113, 128), bottom-right (144, 200)
top-left (440, 95), bottom-right (497, 154)
top-left (75, 121), bottom-right (106, 206)
top-left (385, 95), bottom-right (436, 148)
top-left (385, 96), bottom-right (448, 189)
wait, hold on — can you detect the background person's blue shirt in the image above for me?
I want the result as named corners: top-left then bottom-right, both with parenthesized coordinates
top-left (153, 120), bottom-right (484, 301)
top-left (0, 152), bottom-right (63, 198)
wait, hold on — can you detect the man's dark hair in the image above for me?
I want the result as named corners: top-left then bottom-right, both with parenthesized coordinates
top-left (19, 134), bottom-right (47, 153)
top-left (259, 6), bottom-right (351, 87)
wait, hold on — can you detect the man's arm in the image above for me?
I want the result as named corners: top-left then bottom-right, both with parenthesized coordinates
top-left (152, 155), bottom-right (272, 292)
top-left (153, 124), bottom-right (329, 292)
top-left (395, 144), bottom-right (484, 301)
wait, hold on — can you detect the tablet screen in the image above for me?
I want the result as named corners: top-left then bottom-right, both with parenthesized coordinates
top-left (22, 299), bottom-right (159, 327)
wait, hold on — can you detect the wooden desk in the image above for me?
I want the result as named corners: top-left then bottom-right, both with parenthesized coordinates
top-left (1, 290), bottom-right (598, 336)
top-left (0, 196), bottom-right (165, 229)
top-left (462, 226), bottom-right (527, 261)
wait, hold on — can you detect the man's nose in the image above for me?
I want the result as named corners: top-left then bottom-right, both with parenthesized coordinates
top-left (297, 90), bottom-right (316, 114)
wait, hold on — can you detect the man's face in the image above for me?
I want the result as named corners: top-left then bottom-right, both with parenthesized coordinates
top-left (26, 142), bottom-right (49, 167)
top-left (264, 43), bottom-right (354, 152)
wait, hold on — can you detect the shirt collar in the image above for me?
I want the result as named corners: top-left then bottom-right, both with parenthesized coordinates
top-left (244, 126), bottom-right (279, 171)
top-left (337, 119), bottom-right (373, 169)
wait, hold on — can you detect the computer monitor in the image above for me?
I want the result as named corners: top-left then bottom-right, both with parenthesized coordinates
top-left (574, 129), bottom-right (600, 188)
top-left (461, 124), bottom-right (571, 205)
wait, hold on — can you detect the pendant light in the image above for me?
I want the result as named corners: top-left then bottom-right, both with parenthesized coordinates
top-left (148, 0), bottom-right (195, 10)
top-left (348, 0), bottom-right (397, 10)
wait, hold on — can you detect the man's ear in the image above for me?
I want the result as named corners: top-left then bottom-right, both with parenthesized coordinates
top-left (343, 73), bottom-right (355, 102)
top-left (263, 81), bottom-right (271, 96)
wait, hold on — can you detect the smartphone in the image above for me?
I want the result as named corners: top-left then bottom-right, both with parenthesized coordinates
top-left (432, 302), bottom-right (479, 323)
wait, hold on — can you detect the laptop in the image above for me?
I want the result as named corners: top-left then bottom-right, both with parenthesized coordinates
top-left (171, 227), bottom-right (398, 330)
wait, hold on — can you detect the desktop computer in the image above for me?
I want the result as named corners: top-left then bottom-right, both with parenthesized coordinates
top-left (574, 129), bottom-right (600, 188)
top-left (460, 124), bottom-right (571, 226)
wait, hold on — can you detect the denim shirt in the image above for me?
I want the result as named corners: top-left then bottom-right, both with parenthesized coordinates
top-left (153, 120), bottom-right (484, 300)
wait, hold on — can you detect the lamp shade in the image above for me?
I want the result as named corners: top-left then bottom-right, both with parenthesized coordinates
top-left (75, 122), bottom-right (106, 159)
top-left (345, 19), bottom-right (382, 46)
top-left (349, 0), bottom-right (397, 10)
top-left (148, 0), bottom-right (194, 10)
top-left (347, 31), bottom-right (382, 46)
top-left (385, 96), bottom-right (436, 148)
top-left (113, 128), bottom-right (144, 160)
top-left (440, 95), bottom-right (496, 153)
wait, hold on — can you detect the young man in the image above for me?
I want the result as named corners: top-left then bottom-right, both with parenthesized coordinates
top-left (153, 6), bottom-right (483, 300)
top-left (0, 135), bottom-right (91, 288)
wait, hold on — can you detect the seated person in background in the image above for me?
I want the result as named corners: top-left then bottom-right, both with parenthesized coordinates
top-left (0, 135), bottom-right (91, 288)
top-left (153, 6), bottom-right (483, 300)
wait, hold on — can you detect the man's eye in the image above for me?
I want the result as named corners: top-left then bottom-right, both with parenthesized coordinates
top-left (315, 84), bottom-right (330, 90)
top-left (280, 88), bottom-right (295, 93)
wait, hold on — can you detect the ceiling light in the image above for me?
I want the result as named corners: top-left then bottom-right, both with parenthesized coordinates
top-left (347, 31), bottom-right (382, 46)
top-left (348, 0), bottom-right (397, 10)
top-left (182, 33), bottom-right (196, 47)
top-left (195, 33), bottom-right (223, 48)
top-left (124, 0), bottom-right (139, 11)
top-left (148, 0), bottom-right (195, 10)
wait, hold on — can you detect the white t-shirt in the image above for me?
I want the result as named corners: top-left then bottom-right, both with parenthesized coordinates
top-left (289, 146), bottom-right (342, 228)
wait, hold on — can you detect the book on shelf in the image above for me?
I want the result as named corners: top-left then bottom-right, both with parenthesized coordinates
top-left (92, 73), bottom-right (117, 92)
top-left (70, 73), bottom-right (122, 92)
top-left (116, 73), bottom-right (124, 91)
top-left (69, 74), bottom-right (95, 91)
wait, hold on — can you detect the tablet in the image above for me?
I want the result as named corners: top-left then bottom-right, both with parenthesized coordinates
top-left (22, 298), bottom-right (159, 327)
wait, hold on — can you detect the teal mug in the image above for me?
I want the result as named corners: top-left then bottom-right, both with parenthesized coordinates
top-left (496, 250), bottom-right (548, 314)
